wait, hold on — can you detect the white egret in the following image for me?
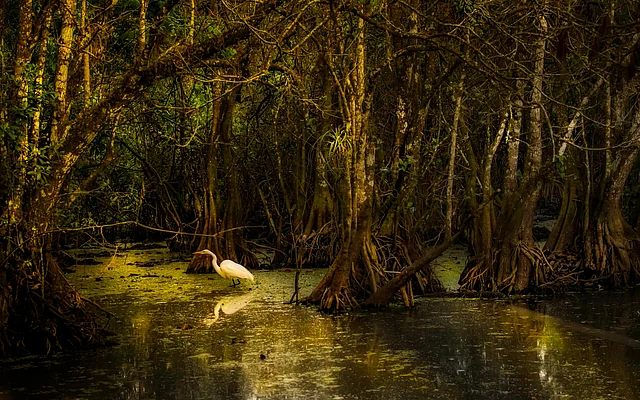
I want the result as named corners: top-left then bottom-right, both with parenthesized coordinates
top-left (193, 249), bottom-right (254, 287)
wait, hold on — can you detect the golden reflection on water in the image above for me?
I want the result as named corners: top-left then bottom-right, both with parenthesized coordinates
top-left (24, 247), bottom-right (634, 400)
top-left (505, 303), bottom-right (638, 400)
top-left (162, 293), bottom-right (640, 399)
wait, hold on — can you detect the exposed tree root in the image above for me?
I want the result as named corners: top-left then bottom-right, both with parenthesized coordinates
top-left (318, 286), bottom-right (358, 312)
top-left (303, 253), bottom-right (357, 313)
top-left (460, 242), bottom-right (552, 293)
top-left (373, 235), bottom-right (444, 296)
top-left (364, 232), bottom-right (458, 307)
top-left (306, 224), bottom-right (455, 310)
top-left (1, 253), bottom-right (112, 357)
top-left (461, 236), bottom-right (639, 295)
top-left (584, 217), bottom-right (640, 286)
top-left (297, 223), bottom-right (340, 268)
top-left (305, 234), bottom-right (382, 312)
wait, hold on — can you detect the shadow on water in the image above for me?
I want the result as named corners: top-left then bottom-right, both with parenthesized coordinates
top-left (1, 247), bottom-right (640, 399)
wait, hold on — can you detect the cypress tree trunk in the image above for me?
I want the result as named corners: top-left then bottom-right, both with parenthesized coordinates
top-left (583, 148), bottom-right (640, 284)
top-left (220, 86), bottom-right (246, 264)
top-left (306, 12), bottom-right (380, 311)
top-left (189, 85), bottom-right (250, 271)
top-left (303, 53), bottom-right (335, 237)
top-left (544, 29), bottom-right (640, 287)
top-left (188, 82), bottom-right (224, 273)
top-left (460, 10), bottom-right (548, 293)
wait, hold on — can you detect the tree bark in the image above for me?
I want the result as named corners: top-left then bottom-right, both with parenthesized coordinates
top-left (188, 83), bottom-right (227, 272)
top-left (306, 10), bottom-right (379, 311)
top-left (50, 0), bottom-right (77, 143)
top-left (445, 71), bottom-right (465, 238)
top-left (303, 53), bottom-right (335, 237)
top-left (460, 9), bottom-right (548, 293)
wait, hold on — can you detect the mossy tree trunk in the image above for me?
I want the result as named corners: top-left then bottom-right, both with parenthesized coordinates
top-left (584, 145), bottom-right (640, 284)
top-left (546, 87), bottom-right (640, 285)
top-left (189, 83), bottom-right (250, 271)
top-left (220, 85), bottom-right (246, 264)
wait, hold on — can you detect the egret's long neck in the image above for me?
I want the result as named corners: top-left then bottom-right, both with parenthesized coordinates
top-left (211, 255), bottom-right (222, 274)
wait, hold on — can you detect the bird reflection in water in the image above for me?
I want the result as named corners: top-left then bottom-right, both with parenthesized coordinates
top-left (204, 291), bottom-right (255, 326)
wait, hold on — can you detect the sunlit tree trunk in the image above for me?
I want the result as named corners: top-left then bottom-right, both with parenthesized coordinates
top-left (50, 0), bottom-right (76, 143)
top-left (80, 0), bottom-right (91, 107)
top-left (31, 6), bottom-right (53, 141)
top-left (503, 81), bottom-right (523, 200)
top-left (6, 0), bottom-right (32, 227)
top-left (138, 0), bottom-right (148, 60)
top-left (306, 10), bottom-right (379, 311)
top-left (188, 0), bottom-right (195, 45)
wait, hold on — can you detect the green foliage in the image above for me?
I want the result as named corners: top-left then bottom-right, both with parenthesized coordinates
top-left (0, 122), bottom-right (21, 149)
top-left (221, 47), bottom-right (238, 60)
top-left (406, 201), bottom-right (416, 213)
top-left (553, 155), bottom-right (566, 178)
top-left (26, 145), bottom-right (51, 185)
top-left (455, 0), bottom-right (475, 16)
top-left (163, 4), bottom-right (183, 37)
top-left (398, 156), bottom-right (414, 172)
top-left (207, 25), bottom-right (222, 36)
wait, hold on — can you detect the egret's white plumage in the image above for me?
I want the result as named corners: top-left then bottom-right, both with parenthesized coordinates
top-left (193, 249), bottom-right (254, 286)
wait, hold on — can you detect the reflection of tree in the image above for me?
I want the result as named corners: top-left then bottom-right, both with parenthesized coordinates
top-left (508, 303), bottom-right (639, 399)
top-left (230, 297), bottom-right (640, 399)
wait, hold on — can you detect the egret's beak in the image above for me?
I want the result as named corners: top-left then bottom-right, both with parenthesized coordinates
top-left (193, 251), bottom-right (202, 255)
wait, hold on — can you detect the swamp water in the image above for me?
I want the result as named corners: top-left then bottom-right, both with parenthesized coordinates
top-left (1, 246), bottom-right (640, 399)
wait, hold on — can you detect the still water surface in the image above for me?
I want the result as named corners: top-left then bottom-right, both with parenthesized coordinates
top-left (1, 248), bottom-right (639, 399)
